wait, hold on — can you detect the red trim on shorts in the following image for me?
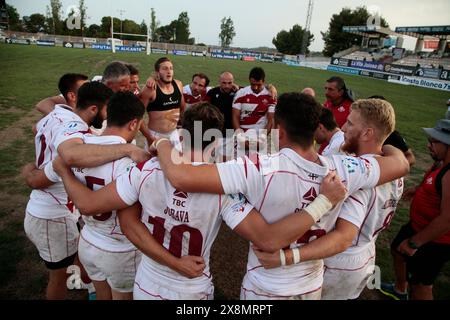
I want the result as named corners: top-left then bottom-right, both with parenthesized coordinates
top-left (134, 281), bottom-right (169, 300)
top-left (241, 285), bottom-right (322, 298)
top-left (64, 217), bottom-right (69, 257)
top-left (80, 233), bottom-right (137, 253)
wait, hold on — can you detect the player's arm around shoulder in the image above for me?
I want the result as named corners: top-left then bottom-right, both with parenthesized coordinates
top-left (35, 95), bottom-right (66, 115)
top-left (52, 157), bottom-right (130, 215)
top-left (376, 145), bottom-right (410, 185)
top-left (155, 139), bottom-right (224, 194)
top-left (58, 138), bottom-right (150, 168)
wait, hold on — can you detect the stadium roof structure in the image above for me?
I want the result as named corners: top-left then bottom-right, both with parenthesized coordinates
top-left (395, 26), bottom-right (450, 39)
top-left (342, 25), bottom-right (400, 37)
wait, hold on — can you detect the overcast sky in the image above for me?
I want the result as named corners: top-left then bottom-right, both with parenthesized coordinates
top-left (8, 0), bottom-right (450, 51)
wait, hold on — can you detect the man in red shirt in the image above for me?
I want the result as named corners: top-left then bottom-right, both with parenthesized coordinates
top-left (381, 119), bottom-right (450, 300)
top-left (323, 76), bottom-right (354, 128)
top-left (319, 77), bottom-right (354, 154)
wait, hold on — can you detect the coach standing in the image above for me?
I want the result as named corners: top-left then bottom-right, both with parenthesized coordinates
top-left (382, 119), bottom-right (450, 300)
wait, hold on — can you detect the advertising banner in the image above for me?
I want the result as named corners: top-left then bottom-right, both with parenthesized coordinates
top-left (327, 65), bottom-right (361, 75)
top-left (330, 57), bottom-right (350, 67)
top-left (172, 50), bottom-right (188, 56)
top-left (349, 59), bottom-right (385, 72)
top-left (151, 48), bottom-right (168, 54)
top-left (36, 40), bottom-right (55, 46)
top-left (83, 37), bottom-right (96, 43)
top-left (5, 38), bottom-right (30, 45)
top-left (63, 42), bottom-right (85, 49)
top-left (211, 52), bottom-right (239, 60)
top-left (390, 76), bottom-right (450, 92)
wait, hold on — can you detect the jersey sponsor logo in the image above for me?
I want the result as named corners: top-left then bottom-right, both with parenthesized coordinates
top-left (174, 189), bottom-right (188, 199)
top-left (303, 187), bottom-right (318, 202)
top-left (382, 199), bottom-right (398, 210)
top-left (163, 206), bottom-right (190, 223)
top-left (68, 122), bottom-right (79, 129)
top-left (342, 157), bottom-right (361, 174)
top-left (308, 173), bottom-right (319, 180)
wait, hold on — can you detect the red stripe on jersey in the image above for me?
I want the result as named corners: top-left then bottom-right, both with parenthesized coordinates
top-left (235, 94), bottom-right (275, 126)
top-left (248, 153), bottom-right (260, 171)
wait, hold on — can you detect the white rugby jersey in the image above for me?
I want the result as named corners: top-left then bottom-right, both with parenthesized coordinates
top-left (322, 130), bottom-right (345, 157)
top-left (74, 135), bottom-right (136, 252)
top-left (116, 159), bottom-right (253, 294)
top-left (334, 174), bottom-right (404, 250)
top-left (232, 86), bottom-right (276, 130)
top-left (216, 148), bottom-right (380, 296)
top-left (26, 105), bottom-right (90, 219)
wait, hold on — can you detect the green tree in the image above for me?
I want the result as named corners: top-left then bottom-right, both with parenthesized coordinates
top-left (24, 13), bottom-right (47, 33)
top-left (122, 19), bottom-right (141, 40)
top-left (272, 24), bottom-right (314, 55)
top-left (78, 0), bottom-right (88, 36)
top-left (156, 23), bottom-right (175, 43)
top-left (150, 8), bottom-right (159, 42)
top-left (219, 17), bottom-right (235, 48)
top-left (140, 20), bottom-right (148, 35)
top-left (321, 6), bottom-right (389, 57)
top-left (85, 24), bottom-right (101, 37)
top-left (6, 4), bottom-right (22, 31)
top-left (48, 0), bottom-right (63, 34)
top-left (175, 11), bottom-right (191, 44)
top-left (100, 16), bottom-right (121, 38)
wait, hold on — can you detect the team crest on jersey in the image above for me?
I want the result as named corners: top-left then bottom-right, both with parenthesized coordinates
top-left (426, 177), bottom-right (433, 185)
top-left (230, 194), bottom-right (247, 214)
top-left (338, 106), bottom-right (346, 112)
top-left (262, 99), bottom-right (268, 105)
top-left (382, 199), bottom-right (398, 209)
top-left (303, 187), bottom-right (318, 202)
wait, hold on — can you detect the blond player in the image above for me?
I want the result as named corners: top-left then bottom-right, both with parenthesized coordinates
top-left (152, 93), bottom-right (410, 300)
top-left (320, 99), bottom-right (404, 299)
top-left (253, 99), bottom-right (404, 300)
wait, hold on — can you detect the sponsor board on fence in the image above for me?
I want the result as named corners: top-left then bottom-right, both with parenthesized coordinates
top-left (151, 48), bottom-right (168, 54)
top-left (440, 69), bottom-right (450, 81)
top-left (36, 40), bottom-right (56, 46)
top-left (91, 44), bottom-right (144, 52)
top-left (383, 64), bottom-right (415, 76)
top-left (211, 52), bottom-right (239, 60)
top-left (172, 50), bottom-right (189, 56)
top-left (5, 38), bottom-right (30, 45)
top-left (191, 51), bottom-right (205, 57)
top-left (83, 37), bottom-right (96, 43)
top-left (331, 58), bottom-right (350, 67)
top-left (359, 70), bottom-right (391, 80)
top-left (327, 65), bottom-right (361, 75)
top-left (242, 56), bottom-right (256, 62)
top-left (389, 76), bottom-right (450, 92)
top-left (414, 67), bottom-right (440, 79)
top-left (349, 59), bottom-right (385, 72)
top-left (283, 59), bottom-right (301, 67)
top-left (63, 41), bottom-right (84, 49)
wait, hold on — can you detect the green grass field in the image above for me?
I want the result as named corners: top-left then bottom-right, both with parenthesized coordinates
top-left (0, 43), bottom-right (448, 300)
